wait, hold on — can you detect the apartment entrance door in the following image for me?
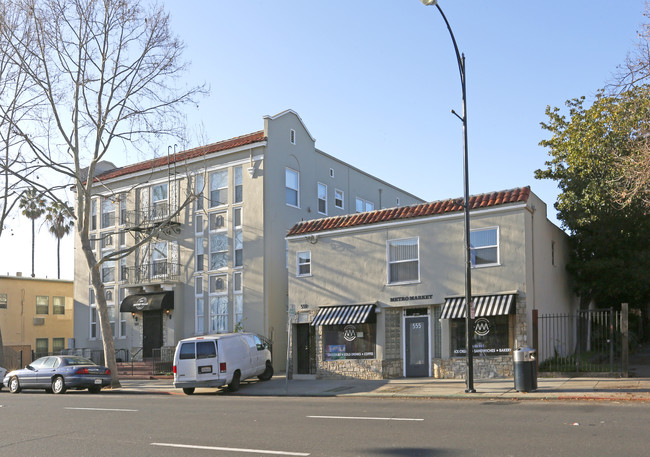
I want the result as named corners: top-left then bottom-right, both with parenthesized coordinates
top-left (142, 311), bottom-right (163, 358)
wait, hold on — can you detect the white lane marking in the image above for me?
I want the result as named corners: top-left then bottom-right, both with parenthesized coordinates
top-left (308, 415), bottom-right (423, 421)
top-left (64, 407), bottom-right (138, 412)
top-left (151, 442), bottom-right (310, 456)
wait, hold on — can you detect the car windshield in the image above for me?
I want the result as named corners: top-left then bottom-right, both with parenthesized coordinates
top-left (61, 357), bottom-right (97, 366)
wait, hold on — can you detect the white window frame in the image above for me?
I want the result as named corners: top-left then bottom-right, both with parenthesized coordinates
top-left (89, 289), bottom-right (98, 340)
top-left (209, 274), bottom-right (228, 333)
top-left (195, 173), bottom-right (204, 210)
top-left (151, 183), bottom-right (168, 219)
top-left (317, 182), bottom-right (327, 215)
top-left (285, 168), bottom-right (300, 208)
top-left (290, 129), bottom-right (296, 144)
top-left (209, 169), bottom-right (228, 208)
top-left (118, 288), bottom-right (127, 338)
top-left (355, 197), bottom-right (374, 213)
top-left (387, 237), bottom-right (420, 285)
top-left (209, 211), bottom-right (228, 271)
top-left (335, 189), bottom-right (344, 209)
top-left (470, 226), bottom-right (500, 268)
top-left (234, 271), bottom-right (243, 329)
top-left (195, 276), bottom-right (204, 335)
top-left (234, 166), bottom-right (243, 204)
top-left (101, 196), bottom-right (115, 229)
top-left (297, 251), bottom-right (311, 277)
top-left (195, 214), bottom-right (204, 272)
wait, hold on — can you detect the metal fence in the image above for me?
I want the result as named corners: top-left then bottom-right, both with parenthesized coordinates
top-left (535, 308), bottom-right (627, 374)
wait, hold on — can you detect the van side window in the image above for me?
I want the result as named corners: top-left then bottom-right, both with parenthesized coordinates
top-left (254, 335), bottom-right (264, 351)
top-left (197, 341), bottom-right (217, 359)
top-left (179, 342), bottom-right (196, 360)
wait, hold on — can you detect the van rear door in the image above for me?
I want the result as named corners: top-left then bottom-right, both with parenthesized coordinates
top-left (175, 341), bottom-right (197, 382)
top-left (196, 340), bottom-right (218, 377)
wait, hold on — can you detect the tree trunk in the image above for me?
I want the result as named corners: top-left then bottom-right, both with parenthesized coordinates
top-left (57, 238), bottom-right (61, 279)
top-left (31, 218), bottom-right (35, 277)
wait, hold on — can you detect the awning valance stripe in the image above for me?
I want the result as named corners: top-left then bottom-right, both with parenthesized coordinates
top-left (311, 304), bottom-right (375, 326)
top-left (440, 294), bottom-right (515, 319)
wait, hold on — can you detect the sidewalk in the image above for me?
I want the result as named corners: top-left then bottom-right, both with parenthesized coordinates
top-left (113, 374), bottom-right (650, 402)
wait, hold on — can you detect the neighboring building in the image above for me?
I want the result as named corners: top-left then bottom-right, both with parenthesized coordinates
top-left (0, 274), bottom-right (74, 368)
top-left (286, 187), bottom-right (579, 380)
top-left (72, 109), bottom-right (423, 369)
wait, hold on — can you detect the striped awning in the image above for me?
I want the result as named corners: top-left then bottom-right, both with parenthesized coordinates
top-left (311, 304), bottom-right (375, 326)
top-left (440, 294), bottom-right (516, 319)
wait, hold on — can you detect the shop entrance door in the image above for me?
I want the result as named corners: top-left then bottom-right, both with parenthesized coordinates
top-left (405, 315), bottom-right (429, 377)
top-left (142, 311), bottom-right (163, 358)
top-left (296, 324), bottom-right (314, 374)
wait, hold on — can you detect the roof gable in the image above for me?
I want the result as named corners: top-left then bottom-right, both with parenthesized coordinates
top-left (287, 187), bottom-right (531, 236)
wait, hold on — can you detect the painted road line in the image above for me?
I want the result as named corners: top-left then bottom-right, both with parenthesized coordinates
top-left (151, 442), bottom-right (310, 456)
top-left (64, 407), bottom-right (138, 412)
top-left (308, 415), bottom-right (423, 421)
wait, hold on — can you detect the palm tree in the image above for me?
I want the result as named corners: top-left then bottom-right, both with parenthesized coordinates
top-left (19, 188), bottom-right (47, 277)
top-left (45, 201), bottom-right (75, 279)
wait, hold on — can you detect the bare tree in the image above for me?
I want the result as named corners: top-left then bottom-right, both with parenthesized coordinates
top-left (0, 0), bottom-right (43, 239)
top-left (0, 0), bottom-right (206, 386)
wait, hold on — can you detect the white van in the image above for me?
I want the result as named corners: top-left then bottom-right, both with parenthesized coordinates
top-left (173, 333), bottom-right (273, 395)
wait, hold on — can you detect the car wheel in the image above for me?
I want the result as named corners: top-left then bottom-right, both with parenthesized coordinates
top-left (257, 362), bottom-right (274, 381)
top-left (182, 387), bottom-right (195, 395)
top-left (9, 376), bottom-right (21, 394)
top-left (88, 385), bottom-right (101, 394)
top-left (52, 376), bottom-right (67, 394)
top-left (228, 371), bottom-right (241, 392)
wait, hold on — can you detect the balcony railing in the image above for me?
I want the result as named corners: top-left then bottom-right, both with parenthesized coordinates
top-left (123, 203), bottom-right (179, 230)
top-left (123, 262), bottom-right (182, 285)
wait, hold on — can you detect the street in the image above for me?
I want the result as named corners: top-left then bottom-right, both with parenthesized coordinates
top-left (0, 391), bottom-right (647, 456)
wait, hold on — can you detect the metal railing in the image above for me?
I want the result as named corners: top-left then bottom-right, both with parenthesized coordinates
top-left (123, 262), bottom-right (182, 285)
top-left (123, 203), bottom-right (178, 229)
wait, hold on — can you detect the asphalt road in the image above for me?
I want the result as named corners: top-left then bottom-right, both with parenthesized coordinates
top-left (0, 390), bottom-right (647, 456)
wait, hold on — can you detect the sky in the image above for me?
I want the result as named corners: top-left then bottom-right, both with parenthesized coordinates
top-left (0, 0), bottom-right (645, 281)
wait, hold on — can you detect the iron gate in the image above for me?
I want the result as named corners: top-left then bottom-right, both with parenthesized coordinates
top-left (536, 308), bottom-right (625, 374)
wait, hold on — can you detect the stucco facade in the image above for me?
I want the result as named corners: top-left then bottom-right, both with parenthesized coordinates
top-left (0, 275), bottom-right (74, 368)
top-left (286, 187), bottom-right (579, 379)
top-left (72, 110), bottom-right (423, 370)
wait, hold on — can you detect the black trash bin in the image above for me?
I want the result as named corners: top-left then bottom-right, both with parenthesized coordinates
top-left (513, 347), bottom-right (537, 392)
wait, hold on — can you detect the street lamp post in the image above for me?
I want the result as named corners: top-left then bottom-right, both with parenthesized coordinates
top-left (420, 0), bottom-right (475, 393)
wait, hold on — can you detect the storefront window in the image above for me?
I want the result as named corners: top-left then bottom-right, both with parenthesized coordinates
top-left (450, 315), bottom-right (512, 356)
top-left (322, 322), bottom-right (376, 361)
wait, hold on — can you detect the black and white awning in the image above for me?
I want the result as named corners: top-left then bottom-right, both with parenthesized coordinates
top-left (311, 304), bottom-right (375, 327)
top-left (120, 291), bottom-right (174, 313)
top-left (440, 294), bottom-right (516, 319)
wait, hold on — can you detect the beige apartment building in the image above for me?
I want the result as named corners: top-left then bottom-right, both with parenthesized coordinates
top-left (72, 110), bottom-right (423, 369)
top-left (286, 187), bottom-right (579, 379)
top-left (0, 274), bottom-right (74, 369)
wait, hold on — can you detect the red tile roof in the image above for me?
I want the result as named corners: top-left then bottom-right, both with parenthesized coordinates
top-left (94, 131), bottom-right (267, 181)
top-left (287, 186), bottom-right (531, 236)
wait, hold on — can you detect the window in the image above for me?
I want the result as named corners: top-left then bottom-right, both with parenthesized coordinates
top-left (151, 183), bottom-right (168, 219)
top-left (290, 129), bottom-right (296, 144)
top-left (335, 189), bottom-right (344, 209)
top-left (209, 212), bottom-right (227, 270)
top-left (317, 182), bottom-right (327, 215)
top-left (119, 193), bottom-right (127, 225)
top-left (120, 257), bottom-right (127, 282)
top-left (329, 168), bottom-right (334, 178)
top-left (118, 288), bottom-right (127, 338)
top-left (551, 241), bottom-right (556, 266)
top-left (234, 272), bottom-right (243, 329)
top-left (0, 293), bottom-right (7, 309)
top-left (297, 251), bottom-right (311, 276)
top-left (101, 197), bottom-right (115, 229)
top-left (36, 295), bottom-right (49, 314)
top-left (234, 229), bottom-right (243, 267)
top-left (53, 296), bottom-right (65, 315)
top-left (285, 168), bottom-right (299, 207)
top-left (470, 227), bottom-right (499, 267)
top-left (89, 289), bottom-right (97, 339)
top-left (396, 197), bottom-right (400, 206)
top-left (35, 338), bottom-right (49, 357)
top-left (101, 233), bottom-right (113, 249)
top-left (195, 173), bottom-right (204, 210)
top-left (450, 315), bottom-right (513, 357)
top-left (234, 207), bottom-right (242, 228)
top-left (234, 166), bottom-right (243, 203)
top-left (151, 241), bottom-right (168, 276)
top-left (195, 276), bottom-right (204, 334)
top-left (101, 249), bottom-right (115, 283)
top-left (53, 337), bottom-right (65, 354)
top-left (322, 322), bottom-right (376, 361)
top-left (355, 197), bottom-right (374, 213)
top-left (91, 199), bottom-right (97, 231)
top-left (210, 170), bottom-right (228, 207)
top-left (387, 238), bottom-right (419, 284)
top-left (195, 214), bottom-right (204, 271)
top-left (209, 274), bottom-right (228, 333)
